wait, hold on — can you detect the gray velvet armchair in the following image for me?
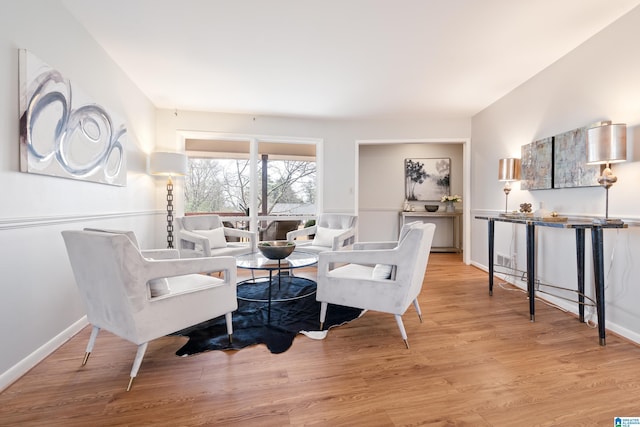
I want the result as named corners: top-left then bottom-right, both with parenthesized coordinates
top-left (62, 229), bottom-right (238, 391)
top-left (286, 213), bottom-right (357, 254)
top-left (316, 222), bottom-right (435, 348)
top-left (176, 214), bottom-right (256, 258)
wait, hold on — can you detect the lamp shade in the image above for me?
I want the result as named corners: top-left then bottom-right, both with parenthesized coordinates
top-left (149, 152), bottom-right (188, 176)
top-left (586, 122), bottom-right (627, 165)
top-left (498, 158), bottom-right (521, 181)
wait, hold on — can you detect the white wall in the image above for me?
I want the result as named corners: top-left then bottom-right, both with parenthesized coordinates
top-left (358, 143), bottom-right (464, 243)
top-left (156, 109), bottom-right (471, 220)
top-left (470, 5), bottom-right (640, 343)
top-left (0, 1), bottom-right (158, 389)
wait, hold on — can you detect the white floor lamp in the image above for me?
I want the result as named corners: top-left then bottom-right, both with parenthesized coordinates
top-left (150, 152), bottom-right (188, 248)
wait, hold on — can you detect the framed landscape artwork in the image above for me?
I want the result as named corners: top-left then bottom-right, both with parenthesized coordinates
top-left (404, 158), bottom-right (451, 201)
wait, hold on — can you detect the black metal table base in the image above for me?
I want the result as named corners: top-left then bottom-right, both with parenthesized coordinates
top-left (480, 215), bottom-right (626, 346)
top-left (238, 273), bottom-right (316, 324)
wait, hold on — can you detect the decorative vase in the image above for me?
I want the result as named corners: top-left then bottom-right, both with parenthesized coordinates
top-left (446, 201), bottom-right (455, 212)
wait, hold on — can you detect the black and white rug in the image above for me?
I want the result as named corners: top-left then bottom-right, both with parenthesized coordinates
top-left (173, 276), bottom-right (363, 355)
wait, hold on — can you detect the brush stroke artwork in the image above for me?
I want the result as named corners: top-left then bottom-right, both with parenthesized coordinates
top-left (521, 137), bottom-right (552, 190)
top-left (554, 126), bottom-right (600, 188)
top-left (19, 49), bottom-right (127, 186)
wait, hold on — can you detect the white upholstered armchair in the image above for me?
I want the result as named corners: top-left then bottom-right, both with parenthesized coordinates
top-left (316, 222), bottom-right (435, 348)
top-left (61, 229), bottom-right (238, 391)
top-left (286, 213), bottom-right (357, 254)
top-left (176, 214), bottom-right (256, 258)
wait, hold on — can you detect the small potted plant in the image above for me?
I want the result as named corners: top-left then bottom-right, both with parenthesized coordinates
top-left (440, 194), bottom-right (461, 212)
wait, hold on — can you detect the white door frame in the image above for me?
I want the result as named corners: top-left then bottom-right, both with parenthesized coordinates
top-left (355, 138), bottom-right (471, 265)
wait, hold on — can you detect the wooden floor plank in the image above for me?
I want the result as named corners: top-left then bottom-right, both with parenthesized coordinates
top-left (2, 253), bottom-right (640, 426)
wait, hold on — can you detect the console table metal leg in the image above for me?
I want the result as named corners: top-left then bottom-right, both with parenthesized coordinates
top-left (575, 228), bottom-right (585, 323)
top-left (591, 226), bottom-right (606, 346)
top-left (488, 219), bottom-right (495, 296)
top-left (526, 222), bottom-right (535, 322)
top-left (267, 270), bottom-right (273, 324)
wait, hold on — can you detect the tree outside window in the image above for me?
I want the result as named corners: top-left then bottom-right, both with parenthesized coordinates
top-left (185, 157), bottom-right (316, 215)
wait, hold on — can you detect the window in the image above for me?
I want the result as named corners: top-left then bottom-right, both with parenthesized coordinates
top-left (184, 137), bottom-right (317, 224)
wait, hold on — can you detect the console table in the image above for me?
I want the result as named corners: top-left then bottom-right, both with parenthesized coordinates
top-left (400, 211), bottom-right (462, 253)
top-left (476, 215), bottom-right (627, 346)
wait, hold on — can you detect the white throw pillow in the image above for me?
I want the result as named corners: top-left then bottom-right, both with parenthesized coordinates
top-left (193, 228), bottom-right (228, 248)
top-left (312, 227), bottom-right (344, 247)
top-left (372, 264), bottom-right (393, 280)
top-left (149, 278), bottom-right (170, 297)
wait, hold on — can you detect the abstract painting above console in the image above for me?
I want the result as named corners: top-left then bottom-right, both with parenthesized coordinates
top-left (520, 124), bottom-right (604, 191)
top-left (521, 137), bottom-right (552, 190)
top-left (554, 126), bottom-right (600, 188)
top-left (18, 49), bottom-right (127, 186)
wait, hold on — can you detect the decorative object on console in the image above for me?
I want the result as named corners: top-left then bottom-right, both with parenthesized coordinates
top-left (440, 194), bottom-right (461, 212)
top-left (498, 158), bottom-right (521, 213)
top-left (424, 205), bottom-right (439, 212)
top-left (150, 152), bottom-right (188, 248)
top-left (586, 121), bottom-right (627, 225)
top-left (519, 203), bottom-right (532, 213)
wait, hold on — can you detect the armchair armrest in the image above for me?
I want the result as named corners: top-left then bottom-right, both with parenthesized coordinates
top-left (287, 225), bottom-right (317, 241)
top-left (331, 228), bottom-right (356, 250)
top-left (353, 241), bottom-right (397, 250)
top-left (144, 256), bottom-right (237, 281)
top-left (141, 249), bottom-right (180, 259)
top-left (319, 248), bottom-right (402, 271)
top-left (177, 229), bottom-right (212, 253)
top-left (223, 227), bottom-right (257, 250)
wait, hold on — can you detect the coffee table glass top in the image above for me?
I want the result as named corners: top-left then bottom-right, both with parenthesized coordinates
top-left (235, 251), bottom-right (318, 270)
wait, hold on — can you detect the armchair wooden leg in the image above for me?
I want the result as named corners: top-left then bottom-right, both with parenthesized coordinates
top-left (225, 312), bottom-right (234, 344)
top-left (127, 342), bottom-right (148, 391)
top-left (413, 299), bottom-right (423, 323)
top-left (82, 326), bottom-right (100, 366)
top-left (319, 302), bottom-right (328, 330)
top-left (395, 315), bottom-right (410, 349)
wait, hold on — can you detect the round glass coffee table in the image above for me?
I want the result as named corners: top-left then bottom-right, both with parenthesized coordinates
top-left (235, 251), bottom-right (318, 324)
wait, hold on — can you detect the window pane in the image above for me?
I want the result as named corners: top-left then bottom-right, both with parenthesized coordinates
top-left (184, 139), bottom-right (316, 219)
top-left (185, 158), bottom-right (250, 214)
top-left (258, 158), bottom-right (316, 216)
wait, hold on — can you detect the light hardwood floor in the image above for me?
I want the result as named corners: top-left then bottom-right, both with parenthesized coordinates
top-left (1, 253), bottom-right (640, 426)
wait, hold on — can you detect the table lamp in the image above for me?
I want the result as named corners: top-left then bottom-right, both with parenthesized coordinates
top-left (498, 158), bottom-right (521, 213)
top-left (150, 152), bottom-right (188, 248)
top-left (586, 121), bottom-right (626, 225)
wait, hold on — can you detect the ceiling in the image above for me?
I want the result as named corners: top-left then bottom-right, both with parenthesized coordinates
top-left (62, 0), bottom-right (640, 120)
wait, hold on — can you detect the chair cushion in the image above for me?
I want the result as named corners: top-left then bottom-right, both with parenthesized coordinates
top-left (312, 226), bottom-right (344, 247)
top-left (148, 278), bottom-right (171, 297)
top-left (372, 264), bottom-right (393, 280)
top-left (193, 228), bottom-right (227, 248)
top-left (328, 263), bottom-right (375, 279)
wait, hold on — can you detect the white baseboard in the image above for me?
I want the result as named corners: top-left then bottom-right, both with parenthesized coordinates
top-left (0, 316), bottom-right (88, 392)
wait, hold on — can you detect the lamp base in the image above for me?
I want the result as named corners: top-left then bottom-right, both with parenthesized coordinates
top-left (592, 217), bottom-right (624, 225)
